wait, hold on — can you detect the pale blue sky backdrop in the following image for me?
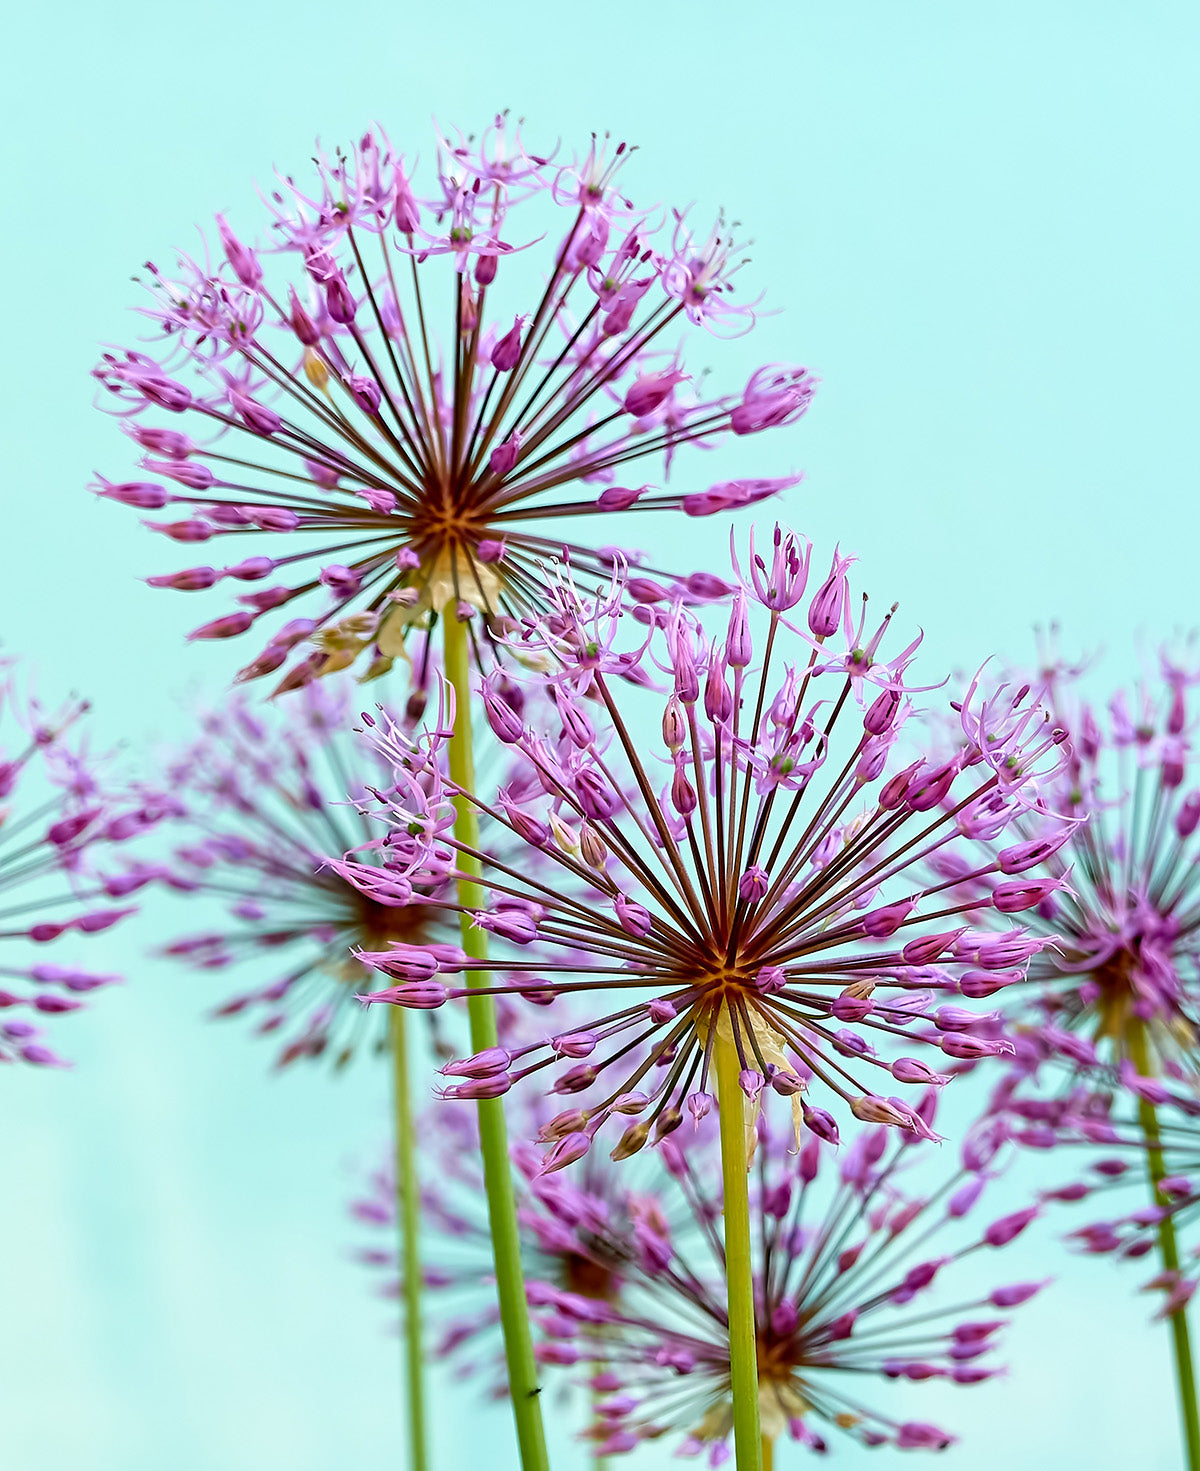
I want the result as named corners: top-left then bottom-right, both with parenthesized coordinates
top-left (1, 2), bottom-right (1198, 1467)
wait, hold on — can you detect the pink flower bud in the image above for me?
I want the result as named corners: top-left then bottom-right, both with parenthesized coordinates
top-left (860, 899), bottom-right (915, 938)
top-left (552, 1064), bottom-right (598, 1095)
top-left (615, 894), bottom-right (652, 937)
top-left (754, 965), bottom-right (786, 994)
top-left (324, 273), bottom-right (357, 323)
top-left (958, 968), bottom-right (1023, 998)
top-left (145, 518), bottom-right (214, 542)
top-left (738, 866), bottom-right (769, 902)
top-left (143, 458), bottom-right (216, 489)
top-left (187, 611), bottom-right (256, 641)
top-left (802, 1107), bottom-right (840, 1144)
top-left (997, 831), bottom-right (1072, 874)
top-left (288, 288), bottom-right (320, 345)
top-left (474, 910), bottom-right (538, 945)
top-left (539, 1131), bottom-right (593, 1174)
top-left (863, 686), bottom-right (901, 735)
top-left (552, 1031), bottom-right (598, 1059)
top-left (596, 484), bottom-right (646, 511)
top-left (661, 696), bottom-right (687, 753)
top-left (948, 1175), bottom-right (987, 1218)
top-left (147, 567), bottom-right (220, 591)
top-left (229, 390), bottom-right (282, 436)
top-left (984, 1206), bottom-right (1039, 1247)
top-left (836, 975), bottom-right (888, 1027)
top-left (726, 591), bottom-right (753, 668)
top-left (891, 1057), bottom-right (948, 1086)
top-left (488, 433), bottom-right (522, 476)
top-left (1176, 792), bottom-right (1200, 838)
top-left (226, 557), bottom-right (276, 581)
top-left (906, 760), bottom-right (958, 812)
top-left (490, 316), bottom-right (526, 371)
top-left (550, 687), bottom-right (595, 749)
top-left (990, 1280), bottom-right (1048, 1308)
top-left (215, 212), bottom-right (261, 287)
top-left (939, 1033), bottom-right (1013, 1060)
top-left (670, 755), bottom-right (697, 815)
top-left (98, 479), bottom-right (171, 509)
top-left (440, 1047), bottom-right (511, 1077)
top-left (993, 878), bottom-right (1062, 913)
top-left (807, 550), bottom-right (851, 637)
top-left (482, 682), bottom-right (525, 743)
top-left (623, 368), bottom-right (687, 418)
top-left (442, 1073), bottom-right (513, 1100)
top-left (358, 982), bottom-right (449, 1009)
top-left (901, 930), bottom-right (964, 965)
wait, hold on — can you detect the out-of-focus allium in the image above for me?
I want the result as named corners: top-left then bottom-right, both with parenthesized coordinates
top-left (927, 645), bottom-right (1200, 1079)
top-left (354, 528), bottom-right (1069, 1161)
top-left (524, 1110), bottom-right (1044, 1460)
top-left (999, 1080), bottom-right (1200, 1319)
top-left (0, 667), bottom-right (153, 1066)
top-left (92, 120), bottom-right (815, 692)
top-left (350, 1096), bottom-right (687, 1396)
top-left (156, 679), bottom-right (461, 1067)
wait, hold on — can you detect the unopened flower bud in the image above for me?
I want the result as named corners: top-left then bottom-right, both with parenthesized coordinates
top-left (610, 1121), bottom-right (651, 1160)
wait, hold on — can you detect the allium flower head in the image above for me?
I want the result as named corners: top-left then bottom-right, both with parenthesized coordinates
top-left (351, 1094), bottom-right (689, 1394)
top-left (354, 529), bottom-right (1069, 1162)
top-left (92, 119), bottom-right (814, 693)
top-left (929, 643), bottom-right (1200, 1077)
top-left (997, 1079), bottom-right (1200, 1320)
top-left (523, 1110), bottom-right (1044, 1459)
top-left (154, 679), bottom-right (460, 1067)
top-left (0, 666), bottom-right (151, 1066)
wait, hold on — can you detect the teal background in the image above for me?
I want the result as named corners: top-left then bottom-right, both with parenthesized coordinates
top-left (2, 2), bottom-right (1197, 1466)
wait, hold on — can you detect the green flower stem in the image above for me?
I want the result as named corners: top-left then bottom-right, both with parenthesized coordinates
top-left (390, 1007), bottom-right (429, 1471)
top-left (591, 1357), bottom-right (609, 1471)
top-left (715, 1019), bottom-right (762, 1471)
top-left (1128, 1022), bottom-right (1200, 1470)
top-left (442, 610), bottom-right (550, 1471)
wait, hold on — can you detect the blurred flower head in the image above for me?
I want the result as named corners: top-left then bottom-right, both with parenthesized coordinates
top-left (350, 1091), bottom-right (695, 1396)
top-left (526, 1109), bottom-right (1044, 1460)
top-left (151, 679), bottom-right (454, 1067)
top-left (0, 664), bottom-right (153, 1066)
top-left (925, 639), bottom-right (1200, 1082)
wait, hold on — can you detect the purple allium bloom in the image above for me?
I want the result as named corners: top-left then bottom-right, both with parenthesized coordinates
top-left (92, 120), bottom-right (814, 693)
top-left (350, 1095), bottom-right (687, 1397)
top-left (0, 666), bottom-right (151, 1066)
top-left (521, 1108), bottom-right (1042, 1459)
top-left (998, 1080), bottom-right (1200, 1319)
top-left (153, 679), bottom-right (462, 1067)
top-left (352, 528), bottom-right (1068, 1161)
top-left (926, 646), bottom-right (1200, 1076)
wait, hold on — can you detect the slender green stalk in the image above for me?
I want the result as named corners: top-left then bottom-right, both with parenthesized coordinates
top-left (442, 610), bottom-right (550, 1471)
top-left (1128, 1022), bottom-right (1200, 1469)
top-left (390, 1007), bottom-right (429, 1471)
top-left (591, 1357), bottom-right (609, 1471)
top-left (715, 1018), bottom-right (762, 1471)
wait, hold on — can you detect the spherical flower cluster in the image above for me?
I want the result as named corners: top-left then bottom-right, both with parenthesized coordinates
top-left (153, 680), bottom-right (455, 1067)
top-left (997, 1078), bottom-right (1200, 1320)
top-left (350, 528), bottom-right (1069, 1165)
top-left (924, 646), bottom-right (1200, 1082)
top-left (528, 1108), bottom-right (1045, 1460)
top-left (92, 120), bottom-right (815, 693)
top-left (350, 1095), bottom-right (687, 1397)
top-left (0, 666), bottom-right (152, 1066)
